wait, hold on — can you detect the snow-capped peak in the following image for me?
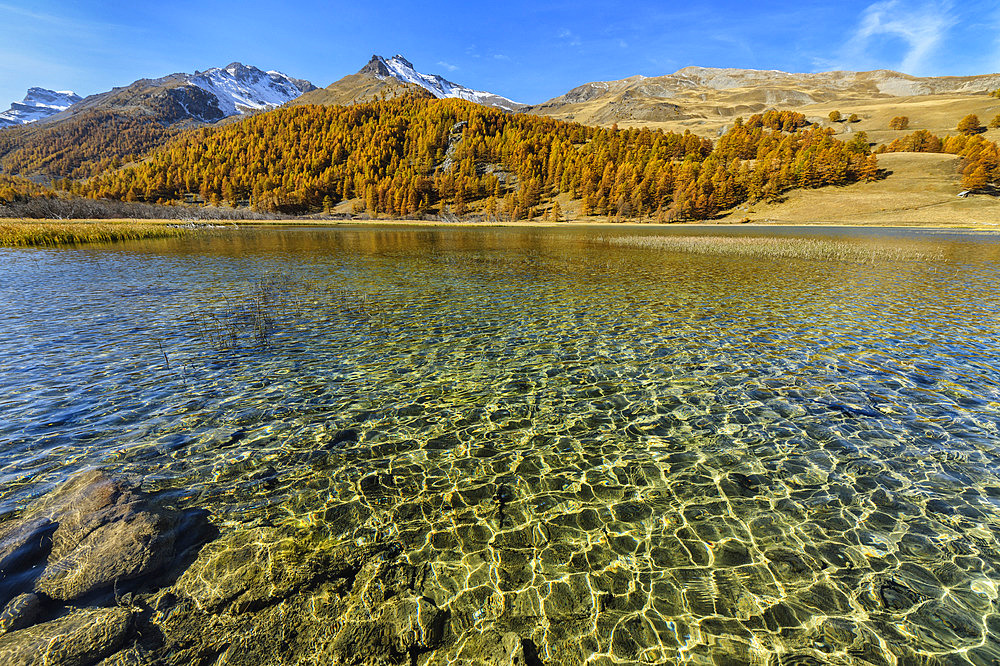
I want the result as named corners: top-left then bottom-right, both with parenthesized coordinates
top-left (0, 87), bottom-right (81, 129)
top-left (360, 54), bottom-right (523, 112)
top-left (186, 63), bottom-right (316, 117)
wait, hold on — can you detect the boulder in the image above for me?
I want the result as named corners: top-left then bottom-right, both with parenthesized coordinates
top-left (0, 594), bottom-right (41, 634)
top-left (0, 607), bottom-right (131, 666)
top-left (1, 470), bottom-right (184, 605)
top-left (29, 470), bottom-right (180, 601)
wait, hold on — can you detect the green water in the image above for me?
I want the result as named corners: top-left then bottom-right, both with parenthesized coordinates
top-left (1, 225), bottom-right (999, 664)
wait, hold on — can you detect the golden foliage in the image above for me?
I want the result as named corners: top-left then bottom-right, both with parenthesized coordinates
top-left (0, 110), bottom-right (179, 178)
top-left (77, 99), bottom-right (872, 221)
top-left (0, 174), bottom-right (55, 204)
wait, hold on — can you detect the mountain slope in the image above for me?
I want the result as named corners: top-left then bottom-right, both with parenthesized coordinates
top-left (46, 62), bottom-right (315, 125)
top-left (294, 55), bottom-right (522, 111)
top-left (0, 63), bottom-right (315, 178)
top-left (529, 66), bottom-right (1000, 129)
top-left (291, 72), bottom-right (434, 107)
top-left (74, 97), bottom-right (872, 224)
top-left (0, 88), bottom-right (82, 128)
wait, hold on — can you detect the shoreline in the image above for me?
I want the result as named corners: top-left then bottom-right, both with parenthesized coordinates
top-left (3, 217), bottom-right (999, 236)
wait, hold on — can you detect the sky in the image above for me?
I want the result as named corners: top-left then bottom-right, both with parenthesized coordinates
top-left (2, 0), bottom-right (999, 109)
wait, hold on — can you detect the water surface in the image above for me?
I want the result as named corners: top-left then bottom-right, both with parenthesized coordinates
top-left (1, 225), bottom-right (999, 664)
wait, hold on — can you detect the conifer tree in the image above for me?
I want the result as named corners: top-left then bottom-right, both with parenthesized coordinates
top-left (958, 114), bottom-right (982, 136)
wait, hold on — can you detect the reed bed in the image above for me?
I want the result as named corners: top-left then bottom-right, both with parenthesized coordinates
top-left (193, 275), bottom-right (385, 353)
top-left (600, 235), bottom-right (943, 262)
top-left (0, 220), bottom-right (189, 247)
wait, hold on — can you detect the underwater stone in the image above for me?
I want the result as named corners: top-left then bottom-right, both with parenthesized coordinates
top-left (30, 470), bottom-right (179, 601)
top-left (0, 594), bottom-right (41, 634)
top-left (382, 594), bottom-right (448, 654)
top-left (0, 518), bottom-right (55, 605)
top-left (0, 607), bottom-right (131, 666)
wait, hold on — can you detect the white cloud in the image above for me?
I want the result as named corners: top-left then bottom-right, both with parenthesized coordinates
top-left (493, 54), bottom-right (511, 61)
top-left (841, 0), bottom-right (956, 74)
top-left (437, 61), bottom-right (459, 72)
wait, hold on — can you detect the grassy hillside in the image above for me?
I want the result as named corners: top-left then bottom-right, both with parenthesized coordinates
top-left (717, 152), bottom-right (1000, 226)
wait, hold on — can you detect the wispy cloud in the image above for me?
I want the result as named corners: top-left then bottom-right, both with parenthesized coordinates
top-left (437, 61), bottom-right (458, 72)
top-left (0, 2), bottom-right (128, 34)
top-left (557, 29), bottom-right (582, 47)
top-left (841, 0), bottom-right (956, 74)
top-left (494, 54), bottom-right (511, 61)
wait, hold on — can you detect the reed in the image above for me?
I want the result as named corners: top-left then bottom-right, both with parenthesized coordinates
top-left (0, 220), bottom-right (189, 247)
top-left (600, 235), bottom-right (943, 262)
top-left (191, 274), bottom-right (385, 353)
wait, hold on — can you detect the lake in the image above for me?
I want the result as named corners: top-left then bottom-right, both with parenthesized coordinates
top-left (1, 225), bottom-right (999, 665)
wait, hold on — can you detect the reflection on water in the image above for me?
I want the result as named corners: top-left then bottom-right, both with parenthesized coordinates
top-left (1, 225), bottom-right (1000, 664)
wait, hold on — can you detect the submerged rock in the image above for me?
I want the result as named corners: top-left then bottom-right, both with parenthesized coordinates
top-left (26, 470), bottom-right (180, 602)
top-left (0, 607), bottom-right (131, 666)
top-left (0, 519), bottom-right (56, 604)
top-left (1, 468), bottom-right (214, 618)
top-left (0, 594), bottom-right (41, 634)
top-left (139, 523), bottom-right (454, 665)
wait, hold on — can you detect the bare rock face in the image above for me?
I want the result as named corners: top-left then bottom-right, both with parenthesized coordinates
top-left (0, 606), bottom-right (132, 666)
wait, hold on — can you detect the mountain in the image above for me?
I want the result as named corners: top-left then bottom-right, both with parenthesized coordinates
top-left (0, 63), bottom-right (315, 178)
top-left (187, 63), bottom-right (316, 117)
top-left (293, 55), bottom-right (523, 111)
top-left (0, 88), bottom-right (82, 128)
top-left (529, 66), bottom-right (1000, 128)
top-left (45, 62), bottom-right (316, 126)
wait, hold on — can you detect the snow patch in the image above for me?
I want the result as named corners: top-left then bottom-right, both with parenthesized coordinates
top-left (369, 54), bottom-right (522, 112)
top-left (0, 87), bottom-right (81, 128)
top-left (187, 63), bottom-right (313, 117)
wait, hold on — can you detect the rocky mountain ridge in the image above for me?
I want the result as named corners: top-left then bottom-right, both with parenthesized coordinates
top-left (529, 66), bottom-right (1000, 126)
top-left (0, 88), bottom-right (82, 129)
top-left (10, 63), bottom-right (315, 128)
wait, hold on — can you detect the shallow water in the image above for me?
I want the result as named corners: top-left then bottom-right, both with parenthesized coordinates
top-left (2, 225), bottom-right (1000, 664)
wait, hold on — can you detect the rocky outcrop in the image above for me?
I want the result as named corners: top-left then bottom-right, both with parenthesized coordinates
top-left (0, 469), bottom-right (216, 662)
top-left (141, 524), bottom-right (443, 665)
top-left (0, 470), bottom-right (536, 665)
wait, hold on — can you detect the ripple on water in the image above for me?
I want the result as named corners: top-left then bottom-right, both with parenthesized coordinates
top-left (0, 227), bottom-right (999, 663)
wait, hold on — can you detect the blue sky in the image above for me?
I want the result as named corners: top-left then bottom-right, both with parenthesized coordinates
top-left (1, 0), bottom-right (999, 108)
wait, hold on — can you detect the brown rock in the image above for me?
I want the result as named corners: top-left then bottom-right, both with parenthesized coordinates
top-left (0, 470), bottom-right (182, 603)
top-left (0, 594), bottom-right (42, 634)
top-left (0, 607), bottom-right (131, 666)
top-left (30, 470), bottom-right (179, 601)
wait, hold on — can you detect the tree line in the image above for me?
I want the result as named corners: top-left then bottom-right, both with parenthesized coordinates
top-left (71, 99), bottom-right (875, 221)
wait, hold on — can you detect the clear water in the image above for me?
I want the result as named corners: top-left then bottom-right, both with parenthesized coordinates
top-left (1, 225), bottom-right (999, 664)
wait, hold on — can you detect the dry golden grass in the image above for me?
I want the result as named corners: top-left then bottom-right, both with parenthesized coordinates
top-left (715, 152), bottom-right (1000, 226)
top-left (602, 234), bottom-right (943, 262)
top-left (0, 219), bottom-right (190, 246)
